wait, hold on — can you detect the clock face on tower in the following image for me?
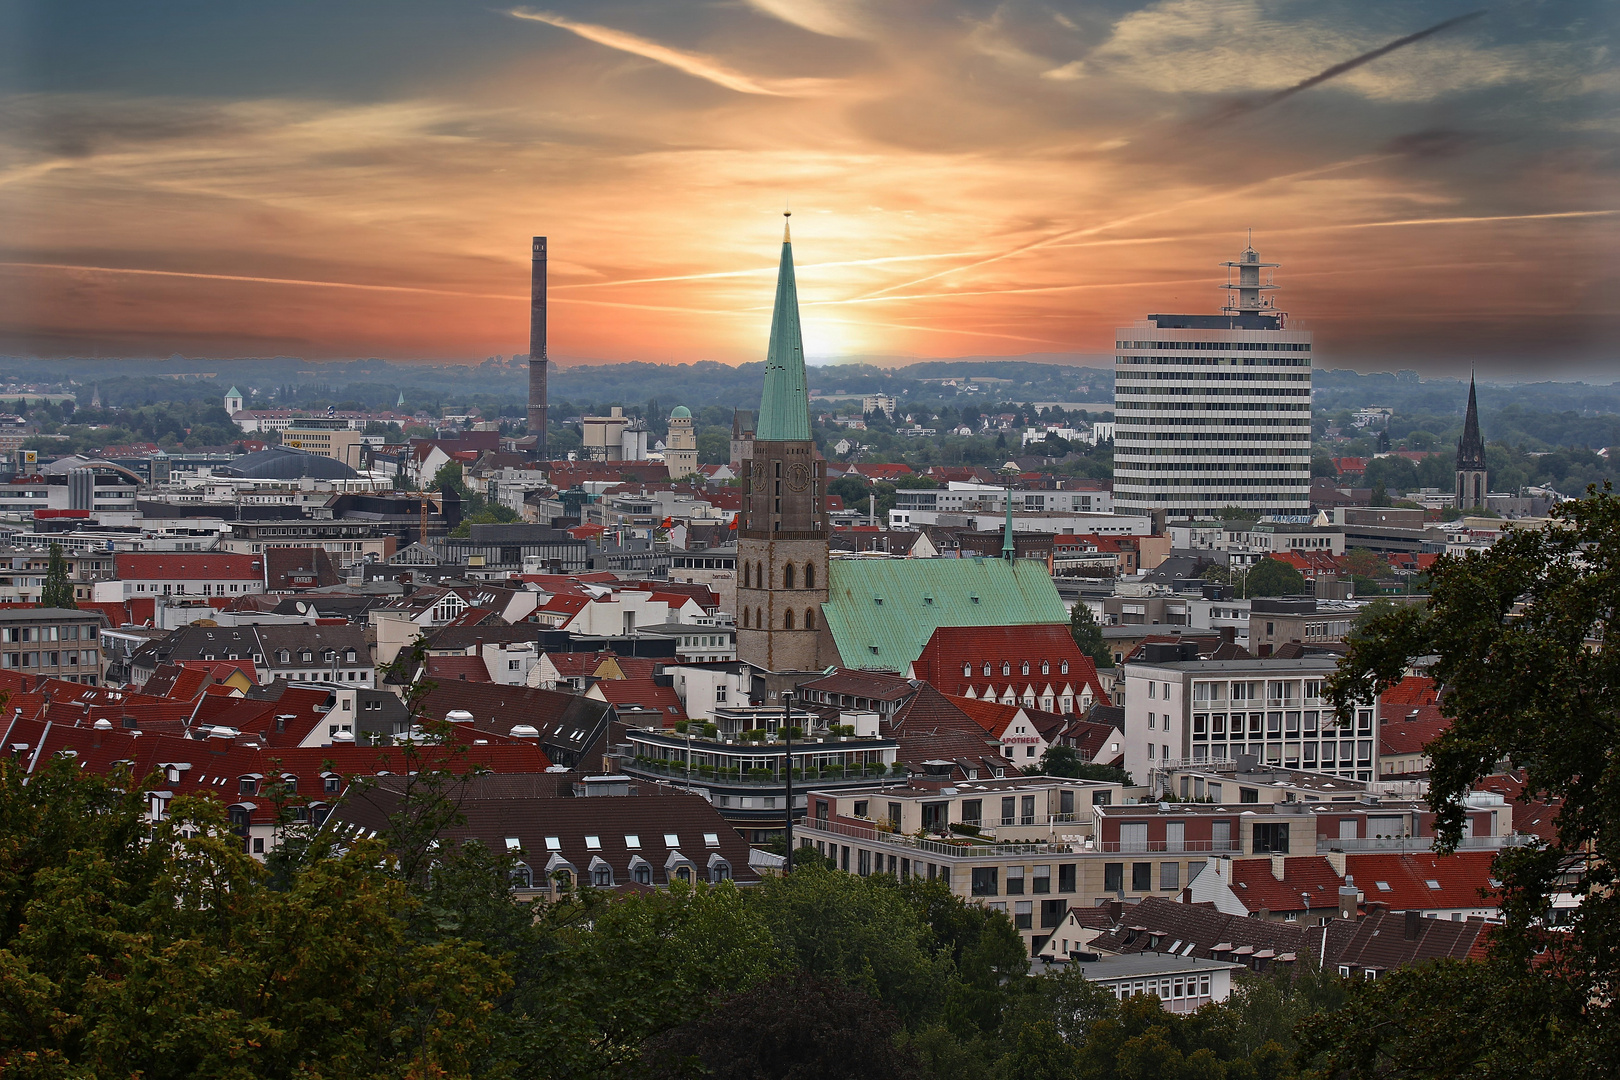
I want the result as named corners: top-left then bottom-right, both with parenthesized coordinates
top-left (786, 462), bottom-right (811, 492)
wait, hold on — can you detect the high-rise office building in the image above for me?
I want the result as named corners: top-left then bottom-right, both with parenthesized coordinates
top-left (1113, 242), bottom-right (1312, 519)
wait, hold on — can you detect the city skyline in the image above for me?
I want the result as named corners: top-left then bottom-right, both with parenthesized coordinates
top-left (1, 1), bottom-right (1614, 376)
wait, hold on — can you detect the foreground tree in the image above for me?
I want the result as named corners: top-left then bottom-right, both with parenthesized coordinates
top-left (1319, 485), bottom-right (1620, 1076)
top-left (644, 971), bottom-right (920, 1080)
top-left (0, 759), bottom-right (507, 1079)
top-left (1069, 602), bottom-right (1113, 668)
top-left (1243, 557), bottom-right (1306, 597)
top-left (39, 543), bottom-right (74, 610)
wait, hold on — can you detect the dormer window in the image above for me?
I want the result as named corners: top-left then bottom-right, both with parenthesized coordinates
top-left (509, 862), bottom-right (533, 889)
top-left (983, 662), bottom-right (991, 677)
top-left (238, 777), bottom-right (258, 796)
top-left (1060, 660), bottom-right (1069, 675)
top-left (1021, 661), bottom-right (1030, 676)
top-left (1002, 661), bottom-right (1011, 677)
top-left (300, 650), bottom-right (313, 663)
top-left (962, 663), bottom-right (972, 677)
top-left (1041, 660), bottom-right (1050, 675)
top-left (278, 650), bottom-right (291, 664)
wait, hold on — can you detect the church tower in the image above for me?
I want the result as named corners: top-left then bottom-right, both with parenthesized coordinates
top-left (1455, 374), bottom-right (1487, 511)
top-left (736, 214), bottom-right (829, 673)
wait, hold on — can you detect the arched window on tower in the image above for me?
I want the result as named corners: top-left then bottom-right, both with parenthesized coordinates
top-left (784, 564), bottom-right (795, 589)
top-left (784, 608), bottom-right (795, 630)
top-left (742, 562), bottom-right (751, 589)
top-left (804, 607), bottom-right (815, 630)
top-left (804, 563), bottom-right (815, 589)
top-left (756, 562), bottom-right (765, 588)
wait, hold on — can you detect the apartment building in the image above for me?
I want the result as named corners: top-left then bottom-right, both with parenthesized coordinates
top-left (0, 607), bottom-right (105, 684)
top-left (1122, 651), bottom-right (1377, 784)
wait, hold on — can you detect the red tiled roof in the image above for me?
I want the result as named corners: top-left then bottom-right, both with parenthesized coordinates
top-left (910, 624), bottom-right (1108, 707)
top-left (1379, 707), bottom-right (1448, 757)
top-left (1343, 851), bottom-right (1499, 912)
top-left (1473, 771), bottom-right (1563, 843)
top-left (1382, 676), bottom-right (1439, 708)
top-left (590, 678), bottom-right (685, 721)
top-left (1228, 856), bottom-right (1349, 914)
top-left (115, 552), bottom-right (263, 581)
top-left (425, 655), bottom-right (492, 683)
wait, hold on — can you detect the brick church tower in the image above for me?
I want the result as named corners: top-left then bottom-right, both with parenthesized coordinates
top-left (735, 214), bottom-right (829, 673)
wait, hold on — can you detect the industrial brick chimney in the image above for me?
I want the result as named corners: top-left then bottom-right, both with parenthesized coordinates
top-left (528, 235), bottom-right (548, 460)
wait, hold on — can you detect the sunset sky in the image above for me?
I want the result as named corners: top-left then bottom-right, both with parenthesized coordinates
top-left (1, 1), bottom-right (1614, 376)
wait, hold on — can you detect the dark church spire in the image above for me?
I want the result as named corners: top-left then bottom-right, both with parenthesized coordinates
top-left (1456, 373), bottom-right (1486, 471)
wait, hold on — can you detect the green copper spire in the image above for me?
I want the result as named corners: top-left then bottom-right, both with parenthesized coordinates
top-left (1002, 484), bottom-right (1015, 560)
top-left (755, 213), bottom-right (811, 442)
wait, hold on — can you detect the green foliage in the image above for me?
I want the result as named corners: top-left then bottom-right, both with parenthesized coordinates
top-left (1026, 745), bottom-right (1130, 785)
top-left (0, 758), bottom-right (508, 1078)
top-left (1069, 602), bottom-right (1113, 668)
top-left (40, 544), bottom-right (74, 610)
top-left (1326, 486), bottom-right (1620, 1020)
top-left (1243, 557), bottom-right (1306, 597)
top-left (754, 866), bottom-right (954, 1027)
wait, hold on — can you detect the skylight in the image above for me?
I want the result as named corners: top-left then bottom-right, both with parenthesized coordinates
top-left (545, 837), bottom-right (562, 851)
top-left (1425, 879), bottom-right (1441, 890)
top-left (1375, 881), bottom-right (1391, 891)
top-left (704, 833), bottom-right (721, 847)
top-left (664, 833), bottom-right (680, 847)
top-left (625, 835), bottom-right (641, 849)
top-left (504, 837), bottom-right (521, 851)
top-left (585, 835), bottom-right (602, 850)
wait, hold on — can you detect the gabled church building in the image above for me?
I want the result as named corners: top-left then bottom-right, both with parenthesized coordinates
top-left (732, 218), bottom-right (1077, 677)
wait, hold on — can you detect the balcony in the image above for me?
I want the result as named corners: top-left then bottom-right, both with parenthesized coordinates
top-left (800, 815), bottom-right (1082, 860)
top-left (1095, 839), bottom-right (1243, 854)
top-left (1316, 834), bottom-right (1533, 854)
top-left (621, 756), bottom-right (899, 787)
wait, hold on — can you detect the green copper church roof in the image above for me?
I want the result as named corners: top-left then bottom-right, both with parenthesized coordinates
top-left (821, 557), bottom-right (1069, 672)
top-left (754, 216), bottom-right (811, 442)
top-left (669, 405), bottom-right (691, 419)
top-left (226, 386), bottom-right (241, 397)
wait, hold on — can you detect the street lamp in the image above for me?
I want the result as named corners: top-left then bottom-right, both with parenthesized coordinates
top-left (782, 691), bottom-right (794, 874)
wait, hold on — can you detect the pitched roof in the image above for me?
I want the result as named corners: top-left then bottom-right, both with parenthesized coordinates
top-left (264, 547), bottom-right (342, 592)
top-left (1379, 708), bottom-right (1448, 757)
top-left (1343, 851), bottom-right (1499, 912)
top-left (424, 655), bottom-right (492, 682)
top-left (822, 557), bottom-right (1069, 673)
top-left (886, 683), bottom-right (1013, 779)
top-left (1228, 856), bottom-right (1350, 914)
top-left (910, 624), bottom-right (1108, 704)
top-left (1382, 676), bottom-right (1440, 708)
top-left (589, 678), bottom-right (685, 722)
top-left (115, 552), bottom-right (263, 580)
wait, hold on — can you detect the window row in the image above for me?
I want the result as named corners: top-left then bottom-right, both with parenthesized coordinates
top-left (962, 659), bottom-right (1070, 678)
top-left (740, 606), bottom-right (817, 631)
top-left (742, 561), bottom-right (817, 590)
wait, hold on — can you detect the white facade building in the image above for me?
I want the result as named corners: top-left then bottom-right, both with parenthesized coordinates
top-left (1114, 243), bottom-right (1312, 519)
top-left (1121, 655), bottom-right (1378, 787)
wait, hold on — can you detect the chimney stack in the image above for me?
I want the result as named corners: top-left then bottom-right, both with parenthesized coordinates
top-left (529, 236), bottom-right (549, 461)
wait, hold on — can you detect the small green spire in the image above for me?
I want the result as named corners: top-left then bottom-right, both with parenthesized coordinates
top-left (755, 212), bottom-right (811, 442)
top-left (1002, 484), bottom-right (1015, 560)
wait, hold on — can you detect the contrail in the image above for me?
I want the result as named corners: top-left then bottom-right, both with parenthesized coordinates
top-left (552, 251), bottom-right (986, 291)
top-left (847, 154), bottom-right (1390, 301)
top-left (0, 262), bottom-right (526, 301)
top-left (1203, 10), bottom-right (1488, 125)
